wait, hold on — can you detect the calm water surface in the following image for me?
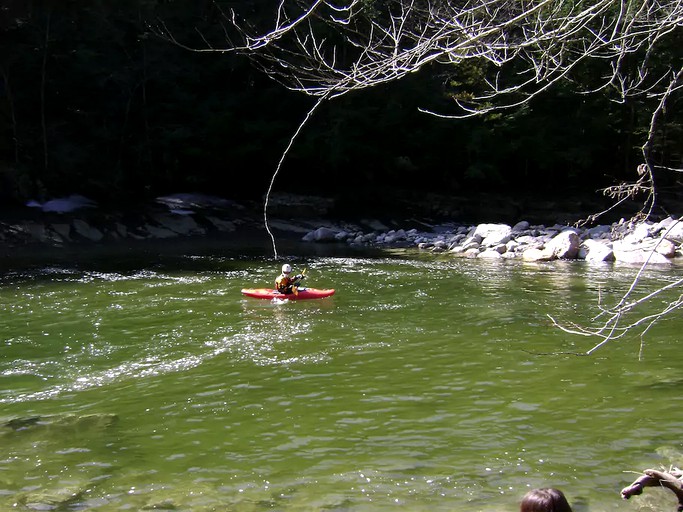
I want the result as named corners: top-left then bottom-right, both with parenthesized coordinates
top-left (1, 241), bottom-right (683, 511)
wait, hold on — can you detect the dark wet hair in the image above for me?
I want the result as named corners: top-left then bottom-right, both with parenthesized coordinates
top-left (520, 488), bottom-right (573, 512)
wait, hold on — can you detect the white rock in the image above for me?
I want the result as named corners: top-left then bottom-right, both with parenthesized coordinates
top-left (582, 239), bottom-right (614, 262)
top-left (546, 230), bottom-right (580, 259)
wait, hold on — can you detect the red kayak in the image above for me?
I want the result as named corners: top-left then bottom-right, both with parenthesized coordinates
top-left (241, 287), bottom-right (335, 301)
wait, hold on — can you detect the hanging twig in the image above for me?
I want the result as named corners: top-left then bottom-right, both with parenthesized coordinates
top-left (263, 92), bottom-right (331, 259)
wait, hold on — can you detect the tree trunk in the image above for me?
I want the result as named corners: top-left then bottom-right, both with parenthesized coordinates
top-left (40, 10), bottom-right (51, 175)
top-left (0, 65), bottom-right (19, 164)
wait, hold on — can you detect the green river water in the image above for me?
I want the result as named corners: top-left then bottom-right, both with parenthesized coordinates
top-left (1, 239), bottom-right (683, 511)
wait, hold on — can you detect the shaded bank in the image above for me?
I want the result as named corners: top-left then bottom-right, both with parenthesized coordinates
top-left (0, 189), bottom-right (657, 250)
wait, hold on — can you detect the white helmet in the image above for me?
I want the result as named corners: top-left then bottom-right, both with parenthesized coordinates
top-left (281, 263), bottom-right (292, 274)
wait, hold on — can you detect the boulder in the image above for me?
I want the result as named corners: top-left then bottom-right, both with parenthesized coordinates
top-left (473, 223), bottom-right (512, 246)
top-left (662, 219), bottom-right (683, 244)
top-left (546, 230), bottom-right (580, 259)
top-left (302, 226), bottom-right (338, 242)
top-left (522, 247), bottom-right (555, 262)
top-left (613, 240), bottom-right (673, 264)
top-left (72, 219), bottom-right (104, 242)
top-left (581, 239), bottom-right (614, 262)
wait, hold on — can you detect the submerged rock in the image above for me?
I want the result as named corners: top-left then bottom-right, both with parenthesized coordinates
top-left (16, 486), bottom-right (87, 510)
top-left (2, 413), bottom-right (119, 436)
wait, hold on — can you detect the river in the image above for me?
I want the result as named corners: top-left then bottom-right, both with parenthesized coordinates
top-left (1, 238), bottom-right (682, 511)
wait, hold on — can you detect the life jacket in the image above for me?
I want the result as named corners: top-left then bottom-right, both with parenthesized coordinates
top-left (275, 274), bottom-right (294, 293)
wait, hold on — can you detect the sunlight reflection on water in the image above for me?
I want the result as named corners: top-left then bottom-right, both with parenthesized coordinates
top-left (1, 254), bottom-right (682, 510)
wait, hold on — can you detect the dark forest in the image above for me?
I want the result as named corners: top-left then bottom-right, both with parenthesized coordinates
top-left (1, 1), bottom-right (682, 218)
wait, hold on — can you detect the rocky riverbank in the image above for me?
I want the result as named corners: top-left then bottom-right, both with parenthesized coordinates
top-left (303, 216), bottom-right (683, 264)
top-left (2, 192), bottom-right (682, 266)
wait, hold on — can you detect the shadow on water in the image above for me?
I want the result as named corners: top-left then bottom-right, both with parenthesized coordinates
top-left (0, 235), bottom-right (390, 282)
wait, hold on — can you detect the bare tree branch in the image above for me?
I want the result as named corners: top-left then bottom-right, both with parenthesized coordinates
top-left (622, 467), bottom-right (683, 511)
top-left (155, 2), bottom-right (683, 344)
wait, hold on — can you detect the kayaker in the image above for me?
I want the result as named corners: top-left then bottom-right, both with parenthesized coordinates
top-left (275, 263), bottom-right (305, 294)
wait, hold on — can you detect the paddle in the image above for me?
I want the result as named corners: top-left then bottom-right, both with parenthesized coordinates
top-left (291, 268), bottom-right (307, 296)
